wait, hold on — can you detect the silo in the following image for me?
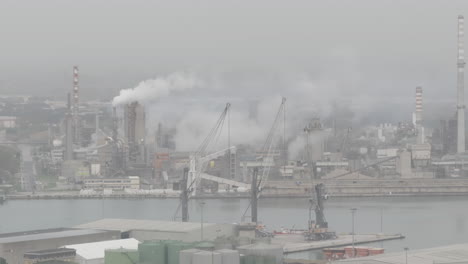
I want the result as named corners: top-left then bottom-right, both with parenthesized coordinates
top-left (167, 241), bottom-right (194, 264)
top-left (180, 248), bottom-right (200, 264)
top-left (215, 249), bottom-right (240, 264)
top-left (192, 251), bottom-right (222, 264)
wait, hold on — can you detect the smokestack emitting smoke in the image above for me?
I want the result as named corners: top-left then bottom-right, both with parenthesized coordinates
top-left (111, 71), bottom-right (390, 152)
top-left (112, 72), bottom-right (199, 106)
top-left (457, 15), bottom-right (466, 154)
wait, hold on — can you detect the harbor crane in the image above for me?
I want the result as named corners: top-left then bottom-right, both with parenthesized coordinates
top-left (174, 103), bottom-right (248, 222)
top-left (304, 183), bottom-right (337, 241)
top-left (242, 97), bottom-right (286, 228)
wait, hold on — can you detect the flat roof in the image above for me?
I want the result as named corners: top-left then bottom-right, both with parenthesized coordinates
top-left (338, 243), bottom-right (468, 264)
top-left (64, 238), bottom-right (139, 260)
top-left (0, 228), bottom-right (112, 244)
top-left (75, 218), bottom-right (218, 233)
top-left (24, 248), bottom-right (76, 257)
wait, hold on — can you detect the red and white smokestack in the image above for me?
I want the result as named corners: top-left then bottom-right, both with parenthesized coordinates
top-left (415, 86), bottom-right (422, 117)
top-left (73, 66), bottom-right (79, 119)
top-left (415, 86), bottom-right (424, 144)
top-left (72, 66), bottom-right (80, 144)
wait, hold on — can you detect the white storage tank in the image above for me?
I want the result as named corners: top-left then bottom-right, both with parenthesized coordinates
top-left (180, 248), bottom-right (200, 264)
top-left (192, 251), bottom-right (222, 264)
top-left (215, 249), bottom-right (240, 264)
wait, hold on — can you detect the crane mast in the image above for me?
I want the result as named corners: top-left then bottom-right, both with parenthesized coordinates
top-left (242, 98), bottom-right (286, 225)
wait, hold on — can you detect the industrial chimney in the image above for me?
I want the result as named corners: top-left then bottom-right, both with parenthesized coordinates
top-left (457, 15), bottom-right (466, 153)
top-left (415, 86), bottom-right (424, 144)
top-left (72, 66), bottom-right (80, 145)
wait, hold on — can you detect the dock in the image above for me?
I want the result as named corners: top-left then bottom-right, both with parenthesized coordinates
top-left (272, 233), bottom-right (405, 253)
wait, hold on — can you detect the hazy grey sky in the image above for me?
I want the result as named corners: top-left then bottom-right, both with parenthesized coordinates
top-left (1, 0), bottom-right (468, 109)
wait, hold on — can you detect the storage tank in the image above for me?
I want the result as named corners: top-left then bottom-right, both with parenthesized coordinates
top-left (105, 249), bottom-right (139, 264)
top-left (242, 255), bottom-right (255, 264)
top-left (237, 243), bottom-right (283, 264)
top-left (194, 241), bottom-right (215, 251)
top-left (215, 249), bottom-right (240, 264)
top-left (139, 241), bottom-right (165, 264)
top-left (180, 248), bottom-right (200, 264)
top-left (167, 241), bottom-right (194, 264)
top-left (192, 251), bottom-right (222, 264)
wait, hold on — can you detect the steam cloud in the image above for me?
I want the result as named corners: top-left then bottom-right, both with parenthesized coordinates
top-left (113, 69), bottom-right (413, 153)
top-left (112, 72), bottom-right (200, 106)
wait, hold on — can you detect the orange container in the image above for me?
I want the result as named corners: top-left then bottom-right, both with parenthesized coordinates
top-left (355, 247), bottom-right (369, 257)
top-left (368, 248), bottom-right (385, 255)
top-left (344, 246), bottom-right (356, 257)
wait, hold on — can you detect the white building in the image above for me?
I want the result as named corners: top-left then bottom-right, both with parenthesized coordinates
top-left (377, 148), bottom-right (399, 159)
top-left (64, 238), bottom-right (140, 264)
top-left (83, 176), bottom-right (140, 190)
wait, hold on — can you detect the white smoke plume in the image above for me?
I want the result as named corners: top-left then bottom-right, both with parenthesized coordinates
top-left (288, 129), bottom-right (331, 161)
top-left (117, 69), bottom-right (398, 153)
top-left (112, 72), bottom-right (200, 106)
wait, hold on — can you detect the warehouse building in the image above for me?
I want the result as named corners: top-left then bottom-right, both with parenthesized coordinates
top-left (82, 176), bottom-right (140, 190)
top-left (0, 228), bottom-right (120, 264)
top-left (75, 218), bottom-right (236, 242)
top-left (23, 248), bottom-right (76, 264)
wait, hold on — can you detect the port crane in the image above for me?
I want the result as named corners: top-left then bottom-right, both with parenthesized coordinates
top-left (304, 183), bottom-right (337, 241)
top-left (242, 97), bottom-right (286, 229)
top-left (174, 103), bottom-right (248, 221)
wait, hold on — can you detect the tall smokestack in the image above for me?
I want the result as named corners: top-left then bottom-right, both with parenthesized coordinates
top-left (65, 93), bottom-right (74, 161)
top-left (457, 15), bottom-right (466, 153)
top-left (415, 86), bottom-right (424, 144)
top-left (72, 66), bottom-right (80, 145)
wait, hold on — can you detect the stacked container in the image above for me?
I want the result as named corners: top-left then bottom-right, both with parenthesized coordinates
top-left (368, 248), bottom-right (385, 256)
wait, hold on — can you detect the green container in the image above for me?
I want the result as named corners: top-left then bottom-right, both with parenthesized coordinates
top-left (264, 255), bottom-right (277, 264)
top-left (167, 242), bottom-right (194, 264)
top-left (194, 241), bottom-right (215, 251)
top-left (244, 255), bottom-right (256, 264)
top-left (36, 262), bottom-right (78, 264)
top-left (105, 249), bottom-right (139, 264)
top-left (256, 255), bottom-right (266, 264)
top-left (139, 241), bottom-right (165, 264)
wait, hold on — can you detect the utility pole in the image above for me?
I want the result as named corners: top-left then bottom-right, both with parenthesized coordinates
top-left (200, 201), bottom-right (206, 241)
top-left (308, 198), bottom-right (313, 231)
top-left (181, 168), bottom-right (189, 222)
top-left (380, 207), bottom-right (383, 233)
top-left (304, 125), bottom-right (313, 179)
top-left (251, 167), bottom-right (259, 223)
top-left (404, 247), bottom-right (409, 264)
top-left (351, 208), bottom-right (357, 257)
